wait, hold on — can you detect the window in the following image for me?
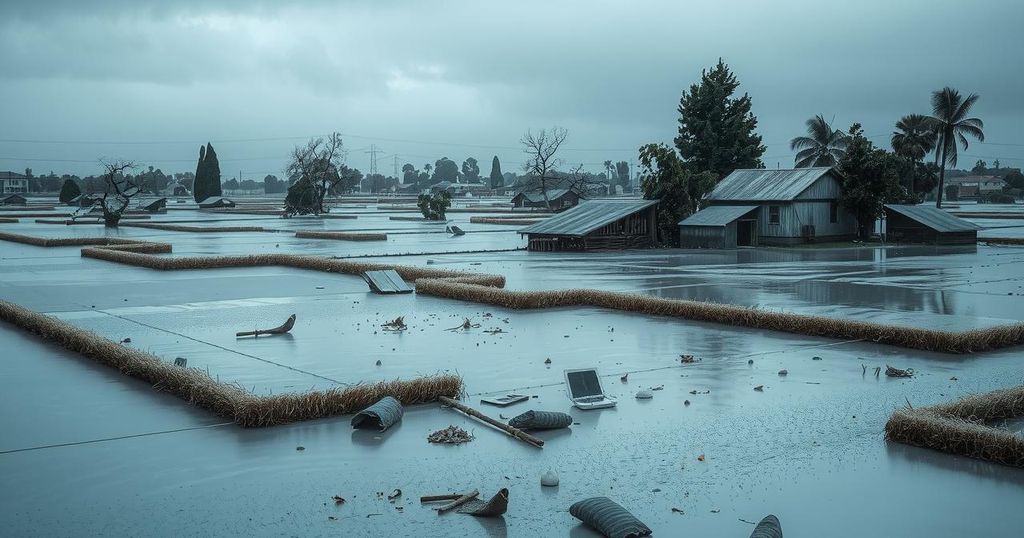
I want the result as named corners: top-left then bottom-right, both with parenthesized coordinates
top-left (768, 205), bottom-right (780, 225)
top-left (829, 201), bottom-right (839, 224)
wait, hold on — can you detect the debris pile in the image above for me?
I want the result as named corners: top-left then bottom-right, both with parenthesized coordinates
top-left (885, 365), bottom-right (914, 378)
top-left (428, 425), bottom-right (474, 444)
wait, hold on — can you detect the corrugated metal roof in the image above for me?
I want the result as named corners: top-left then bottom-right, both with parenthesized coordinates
top-left (707, 167), bottom-right (833, 201)
top-left (884, 204), bottom-right (981, 232)
top-left (361, 269), bottom-right (415, 294)
top-left (519, 199), bottom-right (659, 237)
top-left (514, 188), bottom-right (574, 203)
top-left (677, 205), bottom-right (758, 226)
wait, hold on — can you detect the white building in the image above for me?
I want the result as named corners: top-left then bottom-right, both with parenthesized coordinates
top-left (0, 171), bottom-right (30, 194)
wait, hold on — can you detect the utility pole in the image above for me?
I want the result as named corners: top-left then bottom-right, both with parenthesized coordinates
top-left (364, 144), bottom-right (382, 176)
top-left (393, 155), bottom-right (399, 178)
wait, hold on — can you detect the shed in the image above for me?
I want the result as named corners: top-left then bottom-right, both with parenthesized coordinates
top-left (68, 194), bottom-right (99, 207)
top-left (518, 199), bottom-right (658, 251)
top-left (695, 167), bottom-right (856, 246)
top-left (511, 188), bottom-right (582, 210)
top-left (678, 205), bottom-right (759, 248)
top-left (884, 204), bottom-right (980, 245)
top-left (1, 193), bottom-right (27, 206)
top-left (169, 182), bottom-right (189, 196)
top-left (197, 196), bottom-right (235, 208)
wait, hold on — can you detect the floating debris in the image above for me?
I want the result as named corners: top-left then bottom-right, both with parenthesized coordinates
top-left (387, 489), bottom-right (402, 500)
top-left (635, 389), bottom-right (653, 400)
top-left (332, 495), bottom-right (346, 505)
top-left (680, 354), bottom-right (700, 364)
top-left (778, 369), bottom-right (788, 376)
top-left (236, 314), bottom-right (296, 338)
top-left (483, 327), bottom-right (505, 334)
top-left (428, 425), bottom-right (475, 444)
top-left (544, 358), bottom-right (552, 365)
top-left (812, 356), bottom-right (823, 361)
top-left (754, 385), bottom-right (764, 391)
top-left (296, 446), bottom-right (305, 451)
top-left (689, 389), bottom-right (710, 395)
top-left (120, 337), bottom-right (132, 344)
top-left (886, 365), bottom-right (914, 378)
top-left (620, 373), bottom-right (629, 382)
top-left (697, 454), bottom-right (705, 462)
top-left (381, 316), bottom-right (408, 331)
top-left (541, 470), bottom-right (559, 487)
top-left (446, 318), bottom-right (480, 331)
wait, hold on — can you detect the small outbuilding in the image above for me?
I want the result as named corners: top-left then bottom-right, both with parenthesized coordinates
top-left (67, 194), bottom-right (99, 207)
top-left (677, 205), bottom-right (760, 248)
top-left (679, 167), bottom-right (856, 248)
top-left (883, 204), bottom-right (980, 245)
top-left (1, 193), bottom-right (27, 206)
top-left (197, 196), bottom-right (235, 209)
top-left (511, 188), bottom-right (582, 211)
top-left (140, 197), bottom-right (168, 212)
top-left (518, 199), bottom-right (658, 251)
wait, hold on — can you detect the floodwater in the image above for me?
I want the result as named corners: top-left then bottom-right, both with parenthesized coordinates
top-left (2, 203), bottom-right (1024, 537)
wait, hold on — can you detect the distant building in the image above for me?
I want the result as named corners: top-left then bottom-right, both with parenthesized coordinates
top-left (518, 199), bottom-right (658, 251)
top-left (946, 176), bottom-right (1006, 199)
top-left (1, 193), bottom-right (28, 205)
top-left (678, 167), bottom-right (856, 248)
top-left (883, 204), bottom-right (979, 245)
top-left (0, 171), bottom-right (29, 194)
top-left (511, 188), bottom-right (582, 210)
top-left (168, 182), bottom-right (190, 196)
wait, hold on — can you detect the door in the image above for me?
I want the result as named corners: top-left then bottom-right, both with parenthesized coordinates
top-left (737, 219), bottom-right (756, 247)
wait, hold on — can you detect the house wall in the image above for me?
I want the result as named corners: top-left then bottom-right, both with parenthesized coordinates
top-left (679, 224), bottom-right (735, 249)
top-left (885, 212), bottom-right (977, 245)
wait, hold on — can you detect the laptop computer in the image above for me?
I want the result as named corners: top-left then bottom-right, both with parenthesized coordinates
top-left (564, 368), bottom-right (617, 410)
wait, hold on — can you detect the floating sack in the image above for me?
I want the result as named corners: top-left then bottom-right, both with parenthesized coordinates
top-left (508, 410), bottom-right (572, 430)
top-left (749, 514), bottom-right (783, 538)
top-left (456, 488), bottom-right (509, 517)
top-left (569, 497), bottom-right (651, 538)
top-left (351, 396), bottom-right (404, 432)
top-left (635, 389), bottom-right (653, 400)
top-left (541, 470), bottom-right (559, 487)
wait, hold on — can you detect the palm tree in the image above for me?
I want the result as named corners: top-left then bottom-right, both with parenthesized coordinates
top-left (929, 87), bottom-right (984, 207)
top-left (790, 115), bottom-right (848, 168)
top-left (891, 114), bottom-right (937, 161)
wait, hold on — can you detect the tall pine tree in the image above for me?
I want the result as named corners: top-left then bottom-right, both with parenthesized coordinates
top-left (193, 142), bottom-right (223, 202)
top-left (674, 59), bottom-right (766, 179)
top-left (489, 156), bottom-right (503, 188)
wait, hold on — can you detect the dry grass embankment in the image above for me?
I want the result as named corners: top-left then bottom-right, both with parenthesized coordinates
top-left (469, 217), bottom-right (542, 225)
top-left (980, 237), bottom-right (1024, 246)
top-left (0, 217), bottom-right (18, 223)
top-left (0, 298), bottom-right (463, 427)
top-left (886, 386), bottom-right (1024, 467)
top-left (294, 230), bottom-right (387, 241)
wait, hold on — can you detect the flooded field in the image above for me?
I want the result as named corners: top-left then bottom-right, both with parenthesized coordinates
top-left (2, 202), bottom-right (1024, 537)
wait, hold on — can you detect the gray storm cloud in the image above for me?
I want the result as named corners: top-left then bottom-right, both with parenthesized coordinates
top-left (1, 0), bottom-right (1021, 176)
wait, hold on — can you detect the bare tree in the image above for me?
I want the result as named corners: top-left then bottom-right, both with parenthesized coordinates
top-left (520, 127), bottom-right (568, 210)
top-left (97, 159), bottom-right (140, 227)
top-left (285, 132), bottom-right (346, 215)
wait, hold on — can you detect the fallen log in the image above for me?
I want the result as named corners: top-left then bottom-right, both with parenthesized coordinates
top-left (437, 489), bottom-right (479, 514)
top-left (438, 396), bottom-right (544, 448)
top-left (420, 493), bottom-right (462, 503)
top-left (236, 314), bottom-right (296, 337)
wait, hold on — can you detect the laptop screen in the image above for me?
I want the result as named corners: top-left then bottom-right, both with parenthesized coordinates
top-left (567, 370), bottom-right (603, 398)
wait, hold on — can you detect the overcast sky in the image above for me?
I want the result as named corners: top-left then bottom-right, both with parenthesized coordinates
top-left (1, 0), bottom-right (1022, 179)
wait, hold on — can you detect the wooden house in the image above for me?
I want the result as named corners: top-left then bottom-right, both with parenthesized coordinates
top-left (518, 199), bottom-right (658, 251)
top-left (883, 204), bottom-right (979, 244)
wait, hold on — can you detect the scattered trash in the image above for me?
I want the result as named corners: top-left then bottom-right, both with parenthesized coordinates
top-left (886, 365), bottom-right (914, 378)
top-left (620, 373), bottom-right (629, 382)
top-left (635, 389), bottom-right (653, 400)
top-left (436, 489), bottom-right (479, 513)
top-left (236, 314), bottom-right (296, 338)
top-left (420, 493), bottom-right (462, 503)
top-left (327, 516), bottom-right (336, 520)
top-left (439, 396), bottom-right (544, 448)
top-left (332, 495), bottom-right (346, 505)
top-left (754, 385), bottom-right (764, 391)
top-left (296, 446), bottom-right (305, 451)
top-left (173, 357), bottom-right (187, 367)
top-left (671, 507), bottom-right (684, 514)
top-left (541, 470), bottom-right (560, 487)
top-left (812, 356), bottom-right (822, 361)
top-left (778, 369), bottom-right (788, 376)
top-left (427, 425), bottom-right (475, 444)
top-left (680, 354), bottom-right (700, 364)
top-left (544, 358), bottom-right (552, 365)
top-left (446, 318), bottom-right (481, 331)
top-left (569, 497), bottom-right (652, 538)
top-left (480, 394), bottom-right (529, 407)
top-left (650, 385), bottom-right (664, 391)
top-left (683, 400), bottom-right (691, 406)
top-left (381, 316), bottom-right (407, 331)
top-left (747, 359), bottom-right (754, 365)
top-left (457, 488), bottom-right (509, 517)
top-left (387, 489), bottom-right (402, 500)
top-left (711, 508), bottom-right (720, 513)
top-left (508, 410), bottom-right (573, 430)
top-left (120, 337), bottom-right (132, 344)
top-left (483, 327), bottom-right (505, 334)
top-left (697, 454), bottom-right (705, 462)
top-left (950, 376), bottom-right (958, 381)
top-left (689, 389), bottom-right (710, 395)
top-left (351, 396), bottom-right (404, 432)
